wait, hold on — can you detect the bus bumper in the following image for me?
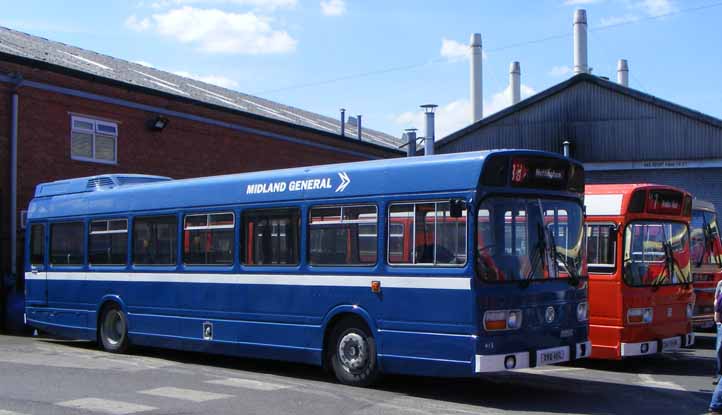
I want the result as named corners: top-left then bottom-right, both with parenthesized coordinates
top-left (620, 333), bottom-right (695, 357)
top-left (474, 340), bottom-right (591, 372)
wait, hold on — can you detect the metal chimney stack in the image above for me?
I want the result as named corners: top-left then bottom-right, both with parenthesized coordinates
top-left (340, 108), bottom-right (346, 136)
top-left (470, 33), bottom-right (483, 123)
top-left (509, 61), bottom-right (521, 105)
top-left (356, 114), bottom-right (362, 141)
top-left (617, 59), bottom-right (629, 87)
top-left (573, 9), bottom-right (588, 75)
top-left (421, 104), bottom-right (437, 156)
top-left (404, 128), bottom-right (417, 157)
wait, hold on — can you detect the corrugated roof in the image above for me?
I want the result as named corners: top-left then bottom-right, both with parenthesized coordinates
top-left (0, 26), bottom-right (403, 150)
top-left (436, 73), bottom-right (722, 149)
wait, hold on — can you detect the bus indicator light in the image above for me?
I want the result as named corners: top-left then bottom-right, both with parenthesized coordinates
top-left (371, 280), bottom-right (381, 293)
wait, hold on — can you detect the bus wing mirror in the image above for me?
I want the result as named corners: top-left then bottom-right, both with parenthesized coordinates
top-left (450, 200), bottom-right (464, 218)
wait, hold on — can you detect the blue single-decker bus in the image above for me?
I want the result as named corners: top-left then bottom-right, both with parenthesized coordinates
top-left (25, 150), bottom-right (590, 386)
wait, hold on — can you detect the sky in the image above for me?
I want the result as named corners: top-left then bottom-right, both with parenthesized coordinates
top-left (0, 0), bottom-right (721, 141)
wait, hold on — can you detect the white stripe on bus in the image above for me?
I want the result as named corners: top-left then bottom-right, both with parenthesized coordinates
top-left (24, 272), bottom-right (471, 290)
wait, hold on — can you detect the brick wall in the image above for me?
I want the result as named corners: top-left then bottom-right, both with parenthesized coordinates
top-left (0, 59), bottom-right (401, 290)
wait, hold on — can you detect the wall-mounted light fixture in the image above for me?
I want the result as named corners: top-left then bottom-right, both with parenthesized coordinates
top-left (148, 115), bottom-right (169, 131)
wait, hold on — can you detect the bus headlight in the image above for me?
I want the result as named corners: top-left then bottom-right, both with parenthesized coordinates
top-left (576, 301), bottom-right (589, 322)
top-left (484, 310), bottom-right (523, 331)
top-left (686, 303), bottom-right (694, 319)
top-left (628, 307), bottom-right (653, 324)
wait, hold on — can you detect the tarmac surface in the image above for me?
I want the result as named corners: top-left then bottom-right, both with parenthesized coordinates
top-left (0, 332), bottom-right (717, 414)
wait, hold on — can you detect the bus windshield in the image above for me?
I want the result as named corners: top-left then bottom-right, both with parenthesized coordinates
top-left (623, 221), bottom-right (691, 287)
top-left (691, 210), bottom-right (722, 267)
top-left (477, 197), bottom-right (584, 282)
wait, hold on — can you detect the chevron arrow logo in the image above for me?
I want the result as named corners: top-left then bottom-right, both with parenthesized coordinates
top-left (335, 172), bottom-right (351, 192)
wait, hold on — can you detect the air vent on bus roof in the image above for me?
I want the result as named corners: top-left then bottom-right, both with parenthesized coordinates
top-left (86, 176), bottom-right (116, 190)
top-left (34, 174), bottom-right (173, 198)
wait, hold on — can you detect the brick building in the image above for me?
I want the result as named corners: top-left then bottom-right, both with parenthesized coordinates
top-left (0, 27), bottom-right (403, 329)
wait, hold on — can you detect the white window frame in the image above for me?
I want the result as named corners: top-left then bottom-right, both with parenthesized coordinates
top-left (71, 115), bottom-right (118, 165)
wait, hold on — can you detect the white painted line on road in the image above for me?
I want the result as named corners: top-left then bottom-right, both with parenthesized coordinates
top-left (139, 387), bottom-right (232, 402)
top-left (638, 374), bottom-right (686, 391)
top-left (56, 398), bottom-right (156, 414)
top-left (0, 410), bottom-right (29, 415)
top-left (205, 377), bottom-right (290, 391)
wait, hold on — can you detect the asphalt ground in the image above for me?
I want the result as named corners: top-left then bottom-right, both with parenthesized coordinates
top-left (0, 332), bottom-right (717, 415)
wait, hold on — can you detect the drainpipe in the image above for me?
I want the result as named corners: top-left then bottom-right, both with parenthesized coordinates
top-left (10, 78), bottom-right (21, 281)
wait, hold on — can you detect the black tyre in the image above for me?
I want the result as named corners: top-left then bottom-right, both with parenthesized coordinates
top-left (99, 305), bottom-right (129, 353)
top-left (329, 319), bottom-right (380, 387)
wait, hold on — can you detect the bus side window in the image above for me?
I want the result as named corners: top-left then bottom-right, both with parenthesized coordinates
top-left (309, 204), bottom-right (377, 266)
top-left (89, 219), bottom-right (128, 266)
top-left (29, 224), bottom-right (45, 267)
top-left (183, 212), bottom-right (234, 265)
top-left (50, 222), bottom-right (84, 266)
top-left (388, 201), bottom-right (467, 266)
top-left (133, 216), bottom-right (178, 265)
top-left (242, 208), bottom-right (300, 266)
top-left (586, 224), bottom-right (616, 273)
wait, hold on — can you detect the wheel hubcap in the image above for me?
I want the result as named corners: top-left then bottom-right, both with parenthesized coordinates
top-left (104, 310), bottom-right (125, 346)
top-left (338, 332), bottom-right (368, 372)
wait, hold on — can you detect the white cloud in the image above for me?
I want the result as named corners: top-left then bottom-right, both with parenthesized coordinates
top-left (393, 84), bottom-right (536, 140)
top-left (563, 0), bottom-right (603, 4)
top-left (440, 38), bottom-right (487, 62)
top-left (146, 0), bottom-right (297, 11)
top-left (599, 14), bottom-right (639, 27)
top-left (320, 0), bottom-right (346, 16)
top-left (125, 15), bottom-right (151, 31)
top-left (548, 65), bottom-right (572, 77)
top-left (151, 7), bottom-right (297, 54)
top-left (173, 70), bottom-right (239, 88)
top-left (637, 0), bottom-right (675, 17)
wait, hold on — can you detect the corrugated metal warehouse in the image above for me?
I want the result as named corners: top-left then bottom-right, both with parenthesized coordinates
top-left (436, 73), bottom-right (722, 210)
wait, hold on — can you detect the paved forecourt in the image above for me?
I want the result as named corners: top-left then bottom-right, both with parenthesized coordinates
top-left (0, 333), bottom-right (715, 414)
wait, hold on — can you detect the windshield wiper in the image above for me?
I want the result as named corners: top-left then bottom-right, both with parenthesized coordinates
top-left (653, 240), bottom-right (690, 289)
top-left (522, 221), bottom-right (547, 287)
top-left (549, 234), bottom-right (581, 287)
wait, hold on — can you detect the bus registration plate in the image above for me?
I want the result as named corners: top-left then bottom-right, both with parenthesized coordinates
top-left (662, 337), bottom-right (681, 351)
top-left (536, 346), bottom-right (569, 366)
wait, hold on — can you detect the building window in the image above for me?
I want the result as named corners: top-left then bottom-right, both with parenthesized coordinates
top-left (242, 208), bottom-right (300, 266)
top-left (89, 219), bottom-right (128, 265)
top-left (183, 212), bottom-right (235, 265)
top-left (309, 205), bottom-right (377, 266)
top-left (388, 200), bottom-right (467, 266)
top-left (133, 216), bottom-right (178, 265)
top-left (50, 222), bottom-right (85, 266)
top-left (71, 115), bottom-right (118, 164)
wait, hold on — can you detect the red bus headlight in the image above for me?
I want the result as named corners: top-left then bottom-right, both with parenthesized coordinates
top-left (627, 307), bottom-right (653, 324)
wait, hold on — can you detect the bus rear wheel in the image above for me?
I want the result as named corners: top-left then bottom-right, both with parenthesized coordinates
top-left (99, 305), bottom-right (129, 354)
top-left (330, 319), bottom-right (379, 386)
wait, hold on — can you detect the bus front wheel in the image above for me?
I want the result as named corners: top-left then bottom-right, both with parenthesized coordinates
top-left (330, 319), bottom-right (379, 386)
top-left (99, 305), bottom-right (129, 354)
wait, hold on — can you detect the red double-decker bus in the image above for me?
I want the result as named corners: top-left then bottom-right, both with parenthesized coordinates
top-left (690, 199), bottom-right (722, 329)
top-left (584, 184), bottom-right (695, 359)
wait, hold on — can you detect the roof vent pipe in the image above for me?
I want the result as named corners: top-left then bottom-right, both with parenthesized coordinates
top-left (617, 59), bottom-right (629, 87)
top-left (562, 140), bottom-right (571, 157)
top-left (573, 9), bottom-right (588, 75)
top-left (340, 108), bottom-right (346, 136)
top-left (421, 104), bottom-right (437, 156)
top-left (356, 114), bottom-right (362, 140)
top-left (509, 61), bottom-right (521, 105)
top-left (470, 33), bottom-right (483, 123)
top-left (404, 128), bottom-right (417, 157)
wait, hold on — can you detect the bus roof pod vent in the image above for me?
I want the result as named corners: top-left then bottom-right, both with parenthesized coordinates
top-left (86, 176), bottom-right (116, 190)
top-left (35, 174), bottom-right (172, 198)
